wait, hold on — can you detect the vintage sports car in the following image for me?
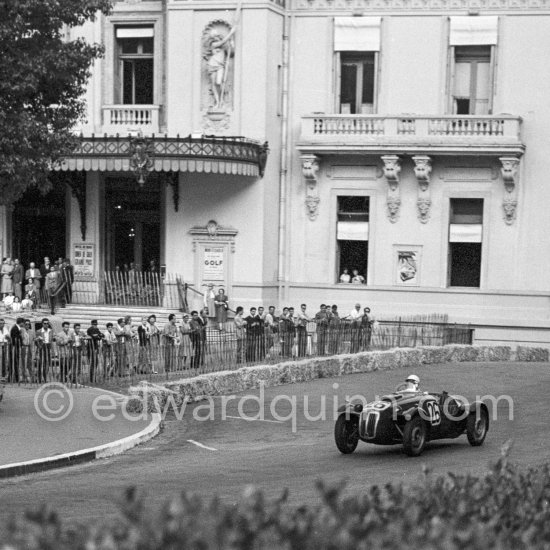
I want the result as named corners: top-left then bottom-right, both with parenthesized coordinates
top-left (334, 383), bottom-right (489, 457)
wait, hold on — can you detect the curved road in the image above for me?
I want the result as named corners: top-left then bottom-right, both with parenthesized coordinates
top-left (1, 361), bottom-right (549, 522)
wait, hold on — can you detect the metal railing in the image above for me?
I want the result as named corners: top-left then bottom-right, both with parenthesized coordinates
top-left (1, 319), bottom-right (472, 387)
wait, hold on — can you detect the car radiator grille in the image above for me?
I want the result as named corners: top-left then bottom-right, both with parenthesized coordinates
top-left (365, 412), bottom-right (377, 438)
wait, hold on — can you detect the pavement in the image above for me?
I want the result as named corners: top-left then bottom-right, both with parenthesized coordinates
top-left (0, 384), bottom-right (161, 478)
top-left (0, 361), bottom-right (548, 522)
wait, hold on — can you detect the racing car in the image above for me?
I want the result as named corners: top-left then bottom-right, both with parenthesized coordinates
top-left (334, 383), bottom-right (489, 457)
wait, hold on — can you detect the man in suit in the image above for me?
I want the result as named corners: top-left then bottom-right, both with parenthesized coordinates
top-left (25, 262), bottom-right (42, 293)
top-left (12, 259), bottom-right (24, 300)
top-left (40, 257), bottom-right (51, 279)
top-left (56, 322), bottom-right (73, 382)
top-left (189, 310), bottom-right (205, 369)
top-left (9, 317), bottom-right (25, 383)
top-left (0, 318), bottom-right (11, 378)
top-left (244, 307), bottom-right (261, 362)
top-left (36, 318), bottom-right (53, 383)
top-left (45, 265), bottom-right (61, 315)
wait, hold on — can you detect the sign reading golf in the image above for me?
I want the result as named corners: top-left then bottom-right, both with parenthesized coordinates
top-left (203, 247), bottom-right (224, 281)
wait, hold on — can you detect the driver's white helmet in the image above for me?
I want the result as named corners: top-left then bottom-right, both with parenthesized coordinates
top-left (406, 374), bottom-right (420, 384)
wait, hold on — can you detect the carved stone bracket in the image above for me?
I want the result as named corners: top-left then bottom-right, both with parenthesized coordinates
top-left (301, 154), bottom-right (320, 221)
top-left (189, 221), bottom-right (238, 253)
top-left (166, 172), bottom-right (180, 212)
top-left (65, 172), bottom-right (87, 241)
top-left (413, 155), bottom-right (432, 223)
top-left (499, 156), bottom-right (520, 225)
top-left (381, 155), bottom-right (401, 223)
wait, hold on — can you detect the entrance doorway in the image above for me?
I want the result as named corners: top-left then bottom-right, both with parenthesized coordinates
top-left (12, 184), bottom-right (66, 265)
top-left (105, 176), bottom-right (161, 272)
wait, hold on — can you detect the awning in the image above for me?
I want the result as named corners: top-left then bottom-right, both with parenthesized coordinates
top-left (116, 27), bottom-right (154, 38)
top-left (53, 135), bottom-right (267, 177)
top-left (449, 16), bottom-right (498, 46)
top-left (334, 17), bottom-right (381, 51)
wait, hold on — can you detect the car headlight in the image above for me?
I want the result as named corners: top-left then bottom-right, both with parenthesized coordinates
top-left (353, 403), bottom-right (363, 413)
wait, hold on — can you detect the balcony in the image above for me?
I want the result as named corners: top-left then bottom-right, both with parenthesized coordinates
top-left (298, 114), bottom-right (524, 156)
top-left (102, 105), bottom-right (160, 135)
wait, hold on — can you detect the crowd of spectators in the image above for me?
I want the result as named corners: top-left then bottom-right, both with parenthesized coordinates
top-left (1, 256), bottom-right (74, 315)
top-left (0, 300), bottom-right (375, 384)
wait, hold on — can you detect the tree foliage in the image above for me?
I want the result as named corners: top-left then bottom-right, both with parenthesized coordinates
top-left (0, 0), bottom-right (112, 204)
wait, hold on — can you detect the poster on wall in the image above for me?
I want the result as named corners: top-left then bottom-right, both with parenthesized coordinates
top-left (394, 246), bottom-right (422, 286)
top-left (202, 246), bottom-right (225, 282)
top-left (73, 243), bottom-right (95, 278)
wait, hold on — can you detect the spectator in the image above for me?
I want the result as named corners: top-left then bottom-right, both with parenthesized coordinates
top-left (179, 314), bottom-right (193, 368)
top-left (147, 315), bottom-right (160, 374)
top-left (199, 309), bottom-right (208, 365)
top-left (11, 296), bottom-right (22, 313)
top-left (103, 323), bottom-right (117, 376)
top-left (36, 318), bottom-right (53, 383)
top-left (72, 323), bottom-right (83, 383)
top-left (328, 305), bottom-right (341, 355)
top-left (314, 304), bottom-right (330, 356)
top-left (1, 258), bottom-right (13, 299)
top-left (264, 306), bottom-right (278, 358)
top-left (351, 269), bottom-right (365, 284)
top-left (9, 317), bottom-right (24, 382)
top-left (113, 318), bottom-right (126, 376)
top-left (189, 310), bottom-right (203, 369)
top-left (123, 316), bottom-right (137, 373)
top-left (280, 307), bottom-right (295, 358)
top-left (295, 303), bottom-right (311, 358)
top-left (56, 322), bottom-right (73, 383)
top-left (87, 319), bottom-right (104, 382)
top-left (234, 306), bottom-right (245, 364)
top-left (245, 307), bottom-right (261, 362)
top-left (22, 320), bottom-right (35, 382)
top-left (339, 268), bottom-right (351, 283)
top-left (203, 283), bottom-right (216, 328)
top-left (163, 313), bottom-right (179, 373)
top-left (137, 317), bottom-right (151, 373)
top-left (45, 265), bottom-right (61, 315)
top-left (0, 318), bottom-right (9, 378)
top-left (22, 282), bottom-right (36, 310)
top-left (40, 257), bottom-right (51, 280)
top-left (348, 303), bottom-right (363, 353)
top-left (12, 259), bottom-right (24, 300)
top-left (61, 259), bottom-right (74, 304)
top-left (360, 307), bottom-right (374, 350)
top-left (2, 291), bottom-right (14, 311)
top-left (214, 288), bottom-right (229, 330)
top-left (25, 263), bottom-right (42, 295)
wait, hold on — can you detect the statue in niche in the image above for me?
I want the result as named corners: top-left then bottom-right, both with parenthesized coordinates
top-left (202, 15), bottom-right (240, 112)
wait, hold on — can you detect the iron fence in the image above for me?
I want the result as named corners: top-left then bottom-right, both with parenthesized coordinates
top-left (1, 319), bottom-right (472, 388)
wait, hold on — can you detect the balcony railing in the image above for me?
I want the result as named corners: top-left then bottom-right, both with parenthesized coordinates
top-left (299, 114), bottom-right (524, 155)
top-left (102, 105), bottom-right (160, 135)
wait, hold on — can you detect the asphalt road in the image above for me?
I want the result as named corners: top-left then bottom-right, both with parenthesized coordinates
top-left (1, 361), bottom-right (549, 523)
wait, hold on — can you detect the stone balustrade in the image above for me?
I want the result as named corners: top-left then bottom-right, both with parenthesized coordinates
top-left (102, 105), bottom-right (160, 135)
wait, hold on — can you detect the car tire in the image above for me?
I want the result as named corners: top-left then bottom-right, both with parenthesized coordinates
top-left (403, 416), bottom-right (427, 457)
top-left (466, 407), bottom-right (489, 446)
top-left (334, 414), bottom-right (359, 454)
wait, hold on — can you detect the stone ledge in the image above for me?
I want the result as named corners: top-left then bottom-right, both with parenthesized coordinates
top-left (126, 345), bottom-right (543, 414)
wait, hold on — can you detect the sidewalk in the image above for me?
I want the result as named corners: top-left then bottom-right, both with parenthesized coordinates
top-left (0, 385), bottom-right (160, 477)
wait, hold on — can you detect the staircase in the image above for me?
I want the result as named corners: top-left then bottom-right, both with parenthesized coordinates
top-left (57, 304), bottom-right (183, 330)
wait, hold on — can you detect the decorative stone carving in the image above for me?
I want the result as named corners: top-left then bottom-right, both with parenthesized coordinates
top-left (412, 155), bottom-right (432, 223)
top-left (381, 155), bottom-right (401, 223)
top-left (129, 135), bottom-right (154, 187)
top-left (294, 0), bottom-right (548, 11)
top-left (189, 222), bottom-right (238, 253)
top-left (499, 156), bottom-right (519, 193)
top-left (499, 156), bottom-right (520, 225)
top-left (202, 16), bottom-right (239, 113)
top-left (202, 111), bottom-right (231, 134)
top-left (387, 197), bottom-right (401, 224)
top-left (417, 198), bottom-right (432, 224)
top-left (503, 198), bottom-right (518, 225)
top-left (301, 154), bottom-right (321, 221)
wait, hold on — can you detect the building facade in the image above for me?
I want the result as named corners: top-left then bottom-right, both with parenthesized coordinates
top-left (1, 0), bottom-right (550, 344)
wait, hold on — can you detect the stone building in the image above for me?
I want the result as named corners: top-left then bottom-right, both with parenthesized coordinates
top-left (1, 0), bottom-right (549, 345)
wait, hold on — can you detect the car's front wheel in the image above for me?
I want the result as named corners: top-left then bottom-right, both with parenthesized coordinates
top-left (403, 416), bottom-right (427, 456)
top-left (467, 407), bottom-right (489, 446)
top-left (334, 414), bottom-right (359, 454)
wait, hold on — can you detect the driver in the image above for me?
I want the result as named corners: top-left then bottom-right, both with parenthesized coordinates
top-left (404, 374), bottom-right (420, 392)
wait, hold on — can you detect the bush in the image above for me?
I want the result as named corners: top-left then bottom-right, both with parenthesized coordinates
top-left (2, 443), bottom-right (550, 549)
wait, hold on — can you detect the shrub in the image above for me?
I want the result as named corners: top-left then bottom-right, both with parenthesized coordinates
top-left (1, 443), bottom-right (550, 549)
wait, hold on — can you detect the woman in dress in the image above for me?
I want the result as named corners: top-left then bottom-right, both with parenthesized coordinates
top-left (178, 314), bottom-right (193, 368)
top-left (147, 314), bottom-right (160, 374)
top-left (203, 283), bottom-right (216, 327)
top-left (1, 258), bottom-right (14, 298)
top-left (214, 288), bottom-right (229, 330)
top-left (123, 316), bottom-right (138, 373)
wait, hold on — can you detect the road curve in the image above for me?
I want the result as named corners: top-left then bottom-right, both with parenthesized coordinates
top-left (1, 361), bottom-right (548, 523)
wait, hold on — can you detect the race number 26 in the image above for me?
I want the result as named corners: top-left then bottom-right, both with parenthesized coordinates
top-left (425, 401), bottom-right (441, 426)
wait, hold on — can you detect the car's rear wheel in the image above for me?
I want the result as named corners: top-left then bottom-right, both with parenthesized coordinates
top-left (403, 416), bottom-right (427, 457)
top-left (467, 407), bottom-right (489, 446)
top-left (334, 414), bottom-right (359, 454)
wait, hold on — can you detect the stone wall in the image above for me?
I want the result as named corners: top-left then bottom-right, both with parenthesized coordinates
top-left (126, 344), bottom-right (548, 413)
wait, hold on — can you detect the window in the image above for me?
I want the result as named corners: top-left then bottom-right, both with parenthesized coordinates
top-left (337, 196), bottom-right (369, 284)
top-left (448, 199), bottom-right (483, 287)
top-left (115, 27), bottom-right (154, 105)
top-left (339, 53), bottom-right (375, 114)
top-left (452, 46), bottom-right (492, 115)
